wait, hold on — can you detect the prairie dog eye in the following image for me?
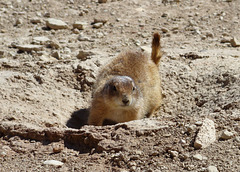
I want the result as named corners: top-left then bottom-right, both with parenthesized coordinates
top-left (132, 86), bottom-right (136, 91)
top-left (112, 85), bottom-right (117, 91)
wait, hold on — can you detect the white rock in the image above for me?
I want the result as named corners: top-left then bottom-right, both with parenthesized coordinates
top-left (194, 118), bottom-right (216, 149)
top-left (220, 130), bottom-right (234, 140)
top-left (93, 22), bottom-right (103, 29)
top-left (46, 18), bottom-right (68, 30)
top-left (195, 121), bottom-right (203, 126)
top-left (207, 166), bottom-right (218, 172)
top-left (43, 160), bottom-right (63, 166)
top-left (17, 44), bottom-right (43, 52)
top-left (193, 154), bottom-right (203, 161)
top-left (33, 36), bottom-right (50, 45)
top-left (140, 46), bottom-right (151, 54)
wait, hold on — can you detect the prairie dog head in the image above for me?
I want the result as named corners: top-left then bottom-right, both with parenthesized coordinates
top-left (102, 76), bottom-right (139, 108)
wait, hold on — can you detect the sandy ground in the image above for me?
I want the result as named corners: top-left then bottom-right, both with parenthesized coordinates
top-left (0, 0), bottom-right (240, 171)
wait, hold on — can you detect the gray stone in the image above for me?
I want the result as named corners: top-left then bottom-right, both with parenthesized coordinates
top-left (17, 44), bottom-right (43, 52)
top-left (43, 160), bottom-right (63, 166)
top-left (46, 18), bottom-right (68, 30)
top-left (194, 118), bottom-right (216, 149)
top-left (207, 166), bottom-right (218, 172)
top-left (220, 130), bottom-right (234, 140)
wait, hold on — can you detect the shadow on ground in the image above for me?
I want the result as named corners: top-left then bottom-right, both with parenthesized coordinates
top-left (66, 108), bottom-right (89, 129)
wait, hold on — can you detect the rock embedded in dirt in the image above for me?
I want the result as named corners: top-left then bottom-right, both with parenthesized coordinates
top-left (51, 51), bottom-right (61, 59)
top-left (77, 50), bottom-right (95, 60)
top-left (43, 160), bottom-right (64, 166)
top-left (98, 0), bottom-right (107, 3)
top-left (78, 34), bottom-right (94, 42)
top-left (230, 37), bottom-right (240, 47)
top-left (73, 21), bottom-right (87, 30)
top-left (194, 118), bottom-right (216, 149)
top-left (49, 40), bottom-right (61, 49)
top-left (14, 18), bottom-right (23, 26)
top-left (52, 142), bottom-right (64, 153)
top-left (46, 18), bottom-right (68, 30)
top-left (168, 150), bottom-right (178, 158)
top-left (207, 165), bottom-right (218, 172)
top-left (33, 36), bottom-right (50, 45)
top-left (93, 18), bottom-right (107, 24)
top-left (220, 130), bottom-right (234, 140)
top-left (30, 18), bottom-right (42, 24)
top-left (16, 44), bottom-right (44, 52)
top-left (0, 50), bottom-right (4, 58)
top-left (161, 27), bottom-right (169, 33)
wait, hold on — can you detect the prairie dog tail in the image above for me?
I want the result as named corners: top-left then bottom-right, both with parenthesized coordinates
top-left (151, 32), bottom-right (162, 65)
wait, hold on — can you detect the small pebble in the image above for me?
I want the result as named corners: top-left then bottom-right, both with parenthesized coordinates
top-left (220, 130), bottom-right (234, 140)
top-left (168, 150), bottom-right (178, 158)
top-left (195, 121), bottom-right (203, 126)
top-left (93, 23), bottom-right (103, 29)
top-left (193, 154), bottom-right (203, 161)
top-left (43, 160), bottom-right (64, 166)
top-left (230, 37), bottom-right (240, 47)
top-left (15, 18), bottom-right (23, 26)
top-left (207, 165), bottom-right (218, 172)
top-left (51, 51), bottom-right (61, 59)
top-left (30, 18), bottom-right (42, 24)
top-left (98, 0), bottom-right (107, 3)
top-left (73, 21), bottom-right (87, 30)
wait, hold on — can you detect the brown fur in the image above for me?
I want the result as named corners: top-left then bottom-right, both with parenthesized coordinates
top-left (88, 33), bottom-right (163, 126)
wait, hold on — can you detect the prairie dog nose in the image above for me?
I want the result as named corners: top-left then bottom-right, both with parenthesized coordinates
top-left (122, 99), bottom-right (129, 105)
top-left (122, 96), bottom-right (130, 105)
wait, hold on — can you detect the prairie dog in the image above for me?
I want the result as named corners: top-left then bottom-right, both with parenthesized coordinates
top-left (88, 33), bottom-right (162, 126)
